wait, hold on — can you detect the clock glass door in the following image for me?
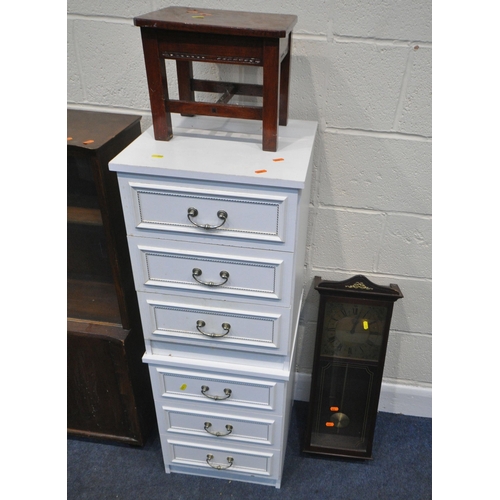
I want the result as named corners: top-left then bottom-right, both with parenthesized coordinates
top-left (310, 359), bottom-right (376, 453)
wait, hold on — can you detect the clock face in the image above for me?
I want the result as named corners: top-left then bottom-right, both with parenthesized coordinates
top-left (320, 300), bottom-right (388, 362)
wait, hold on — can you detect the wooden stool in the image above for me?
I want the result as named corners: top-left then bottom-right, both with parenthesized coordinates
top-left (134, 7), bottom-right (297, 152)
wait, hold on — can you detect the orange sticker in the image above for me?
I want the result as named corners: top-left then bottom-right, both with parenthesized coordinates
top-left (67, 137), bottom-right (73, 141)
top-left (255, 169), bottom-right (267, 174)
top-left (326, 422), bottom-right (334, 427)
top-left (83, 139), bottom-right (94, 145)
top-left (273, 158), bottom-right (284, 162)
top-left (330, 406), bottom-right (339, 412)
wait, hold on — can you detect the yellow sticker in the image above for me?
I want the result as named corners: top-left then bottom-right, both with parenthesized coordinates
top-left (180, 384), bottom-right (187, 391)
top-left (363, 320), bottom-right (369, 330)
top-left (152, 154), bottom-right (164, 158)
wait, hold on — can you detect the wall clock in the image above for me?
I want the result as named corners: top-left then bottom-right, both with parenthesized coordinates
top-left (303, 275), bottom-right (403, 459)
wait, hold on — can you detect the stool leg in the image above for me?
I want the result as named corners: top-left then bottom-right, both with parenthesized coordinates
top-left (279, 34), bottom-right (292, 126)
top-left (262, 39), bottom-right (280, 152)
top-left (140, 28), bottom-right (172, 141)
top-left (176, 60), bottom-right (195, 117)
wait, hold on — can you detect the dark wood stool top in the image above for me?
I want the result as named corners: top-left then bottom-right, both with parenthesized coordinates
top-left (134, 7), bottom-right (298, 152)
top-left (134, 7), bottom-right (297, 38)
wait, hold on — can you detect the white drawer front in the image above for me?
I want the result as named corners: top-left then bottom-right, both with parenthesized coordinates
top-left (149, 366), bottom-right (283, 412)
top-left (119, 177), bottom-right (298, 249)
top-left (158, 404), bottom-right (280, 446)
top-left (139, 293), bottom-right (290, 354)
top-left (129, 237), bottom-right (292, 304)
top-left (165, 438), bottom-right (277, 478)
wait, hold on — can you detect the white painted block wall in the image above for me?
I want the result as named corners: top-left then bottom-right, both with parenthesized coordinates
top-left (67, 0), bottom-right (432, 417)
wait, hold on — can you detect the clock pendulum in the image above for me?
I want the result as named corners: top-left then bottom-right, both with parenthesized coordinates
top-left (303, 275), bottom-right (403, 459)
top-left (329, 412), bottom-right (350, 429)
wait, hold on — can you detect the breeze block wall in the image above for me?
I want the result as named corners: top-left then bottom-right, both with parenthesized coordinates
top-left (68, 0), bottom-right (432, 417)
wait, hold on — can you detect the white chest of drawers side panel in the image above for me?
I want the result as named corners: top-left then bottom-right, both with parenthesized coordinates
top-left (110, 117), bottom-right (317, 488)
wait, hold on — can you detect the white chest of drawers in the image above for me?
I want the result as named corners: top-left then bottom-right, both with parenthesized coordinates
top-left (110, 115), bottom-right (317, 488)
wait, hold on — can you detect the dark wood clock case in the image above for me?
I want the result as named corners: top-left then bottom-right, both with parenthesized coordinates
top-left (303, 275), bottom-right (403, 459)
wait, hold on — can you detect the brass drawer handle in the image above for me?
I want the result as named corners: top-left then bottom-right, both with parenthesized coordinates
top-left (192, 268), bottom-right (229, 287)
top-left (206, 454), bottom-right (234, 470)
top-left (187, 207), bottom-right (228, 229)
top-left (201, 385), bottom-right (232, 400)
top-left (204, 422), bottom-right (234, 437)
top-left (196, 320), bottom-right (231, 338)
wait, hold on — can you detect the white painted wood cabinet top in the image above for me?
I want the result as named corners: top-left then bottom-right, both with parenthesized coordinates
top-left (109, 115), bottom-right (317, 189)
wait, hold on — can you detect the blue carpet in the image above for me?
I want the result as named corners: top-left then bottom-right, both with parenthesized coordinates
top-left (67, 401), bottom-right (431, 499)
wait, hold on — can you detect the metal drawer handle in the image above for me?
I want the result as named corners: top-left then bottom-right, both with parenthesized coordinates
top-left (201, 385), bottom-right (232, 400)
top-left (192, 268), bottom-right (229, 287)
top-left (204, 422), bottom-right (234, 437)
top-left (196, 320), bottom-right (231, 338)
top-left (206, 454), bottom-right (234, 470)
top-left (187, 207), bottom-right (228, 229)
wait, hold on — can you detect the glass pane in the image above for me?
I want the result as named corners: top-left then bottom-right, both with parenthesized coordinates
top-left (320, 300), bottom-right (388, 362)
top-left (67, 155), bottom-right (99, 209)
top-left (309, 358), bottom-right (376, 453)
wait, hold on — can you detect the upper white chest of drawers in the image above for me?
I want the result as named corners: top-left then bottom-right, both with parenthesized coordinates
top-left (110, 115), bottom-right (317, 488)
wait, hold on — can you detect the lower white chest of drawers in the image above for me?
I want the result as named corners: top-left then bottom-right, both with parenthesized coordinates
top-left (110, 115), bottom-right (317, 488)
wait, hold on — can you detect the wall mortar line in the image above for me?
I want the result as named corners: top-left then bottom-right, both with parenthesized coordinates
top-left (70, 20), bottom-right (87, 102)
top-left (392, 47), bottom-right (415, 131)
top-left (324, 126), bottom-right (431, 141)
top-left (67, 14), bottom-right (134, 24)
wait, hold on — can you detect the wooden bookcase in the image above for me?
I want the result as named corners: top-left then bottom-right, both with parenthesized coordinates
top-left (67, 109), bottom-right (154, 445)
